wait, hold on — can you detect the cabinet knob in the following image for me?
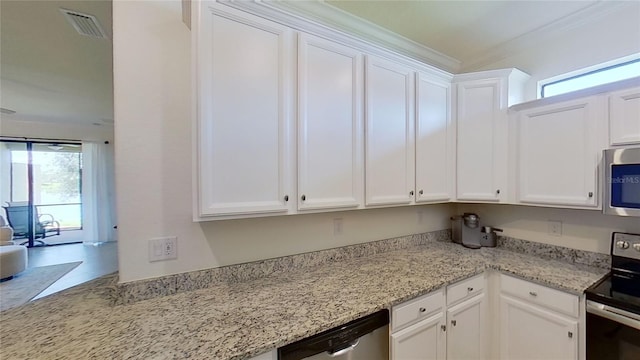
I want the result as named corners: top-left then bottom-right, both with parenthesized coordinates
top-left (419, 307), bottom-right (426, 313)
top-left (419, 190), bottom-right (423, 195)
top-left (588, 192), bottom-right (593, 198)
top-left (441, 325), bottom-right (446, 332)
top-left (467, 287), bottom-right (473, 292)
top-left (301, 195), bottom-right (306, 201)
top-left (496, 189), bottom-right (501, 194)
top-left (529, 291), bottom-right (538, 297)
top-left (410, 191), bottom-right (414, 196)
top-left (451, 320), bottom-right (457, 326)
top-left (568, 331), bottom-right (573, 338)
top-left (284, 195), bottom-right (289, 202)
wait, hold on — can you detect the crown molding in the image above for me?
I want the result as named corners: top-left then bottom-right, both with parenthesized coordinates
top-left (452, 68), bottom-right (530, 83)
top-left (223, 0), bottom-right (461, 73)
top-left (461, 0), bottom-right (634, 71)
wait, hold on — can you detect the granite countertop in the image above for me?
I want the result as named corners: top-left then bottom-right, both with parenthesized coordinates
top-left (0, 240), bottom-right (608, 360)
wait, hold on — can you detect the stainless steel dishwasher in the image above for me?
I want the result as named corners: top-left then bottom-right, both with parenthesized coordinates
top-left (278, 309), bottom-right (389, 360)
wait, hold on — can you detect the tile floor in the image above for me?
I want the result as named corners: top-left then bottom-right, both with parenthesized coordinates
top-left (14, 229), bottom-right (87, 246)
top-left (28, 241), bottom-right (118, 299)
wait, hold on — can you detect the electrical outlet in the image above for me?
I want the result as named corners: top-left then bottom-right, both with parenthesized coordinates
top-left (149, 237), bottom-right (178, 262)
top-left (417, 210), bottom-right (425, 224)
top-left (333, 218), bottom-right (343, 236)
top-left (548, 221), bottom-right (562, 237)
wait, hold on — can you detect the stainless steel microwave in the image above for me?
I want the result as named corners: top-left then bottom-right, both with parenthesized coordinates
top-left (604, 147), bottom-right (640, 217)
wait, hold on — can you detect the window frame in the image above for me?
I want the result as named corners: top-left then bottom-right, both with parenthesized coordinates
top-left (538, 54), bottom-right (640, 99)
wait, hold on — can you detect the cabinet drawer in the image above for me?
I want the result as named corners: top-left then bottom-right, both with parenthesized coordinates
top-left (392, 289), bottom-right (444, 331)
top-left (500, 274), bottom-right (579, 318)
top-left (446, 273), bottom-right (485, 306)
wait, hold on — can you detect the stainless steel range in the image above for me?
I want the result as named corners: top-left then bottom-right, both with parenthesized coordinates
top-left (585, 232), bottom-right (640, 359)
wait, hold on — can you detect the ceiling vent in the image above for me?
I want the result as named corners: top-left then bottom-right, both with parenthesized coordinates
top-left (60, 8), bottom-right (109, 39)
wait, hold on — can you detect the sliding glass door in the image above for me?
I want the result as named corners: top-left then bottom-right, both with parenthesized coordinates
top-left (31, 143), bottom-right (83, 232)
top-left (0, 140), bottom-right (82, 246)
top-left (0, 141), bottom-right (31, 243)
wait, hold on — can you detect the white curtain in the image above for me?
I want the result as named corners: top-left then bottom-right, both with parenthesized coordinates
top-left (82, 141), bottom-right (116, 244)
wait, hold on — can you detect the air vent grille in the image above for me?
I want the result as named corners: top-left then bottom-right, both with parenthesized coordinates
top-left (60, 8), bottom-right (108, 39)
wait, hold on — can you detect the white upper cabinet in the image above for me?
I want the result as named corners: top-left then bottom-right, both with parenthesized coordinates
top-left (514, 97), bottom-right (605, 207)
top-left (415, 72), bottom-right (454, 203)
top-left (195, 3), bottom-right (294, 217)
top-left (454, 69), bottom-right (528, 203)
top-left (455, 79), bottom-right (505, 202)
top-left (297, 34), bottom-right (364, 211)
top-left (609, 86), bottom-right (640, 146)
top-left (365, 56), bottom-right (416, 206)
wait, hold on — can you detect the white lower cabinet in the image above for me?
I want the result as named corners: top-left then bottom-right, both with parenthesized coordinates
top-left (391, 290), bottom-right (446, 360)
top-left (499, 295), bottom-right (578, 360)
top-left (391, 312), bottom-right (446, 360)
top-left (498, 274), bottom-right (579, 360)
top-left (446, 294), bottom-right (486, 360)
top-left (391, 274), bottom-right (487, 360)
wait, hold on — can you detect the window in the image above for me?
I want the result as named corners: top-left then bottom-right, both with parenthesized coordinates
top-left (0, 140), bottom-right (83, 246)
top-left (539, 55), bottom-right (640, 98)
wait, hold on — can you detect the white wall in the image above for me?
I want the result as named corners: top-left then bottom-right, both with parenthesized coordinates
top-left (462, 2), bottom-right (640, 101)
top-left (456, 203), bottom-right (640, 254)
top-left (112, 0), bottom-right (452, 283)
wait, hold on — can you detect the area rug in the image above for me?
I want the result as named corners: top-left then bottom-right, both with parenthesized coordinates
top-left (0, 261), bottom-right (82, 311)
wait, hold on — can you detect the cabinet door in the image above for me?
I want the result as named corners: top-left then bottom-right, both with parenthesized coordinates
top-left (365, 56), bottom-right (415, 206)
top-left (391, 312), bottom-right (446, 360)
top-left (500, 295), bottom-right (578, 360)
top-left (610, 87), bottom-right (640, 146)
top-left (516, 97), bottom-right (603, 207)
top-left (297, 34), bottom-right (363, 210)
top-left (447, 293), bottom-right (486, 360)
top-left (456, 79), bottom-right (505, 201)
top-left (415, 72), bottom-right (453, 203)
top-left (196, 4), bottom-right (294, 217)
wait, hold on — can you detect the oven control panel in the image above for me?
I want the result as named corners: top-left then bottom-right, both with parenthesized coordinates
top-left (612, 232), bottom-right (640, 260)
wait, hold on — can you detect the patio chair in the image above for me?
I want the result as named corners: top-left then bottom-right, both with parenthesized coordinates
top-left (3, 204), bottom-right (61, 245)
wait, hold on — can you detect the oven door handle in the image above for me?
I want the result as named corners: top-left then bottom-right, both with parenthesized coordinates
top-left (587, 300), bottom-right (640, 330)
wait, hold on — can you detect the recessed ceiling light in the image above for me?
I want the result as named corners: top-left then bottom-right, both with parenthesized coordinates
top-left (0, 108), bottom-right (16, 115)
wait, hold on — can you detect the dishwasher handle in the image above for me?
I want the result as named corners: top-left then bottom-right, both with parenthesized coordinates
top-left (327, 340), bottom-right (359, 357)
top-left (278, 309), bottom-right (389, 360)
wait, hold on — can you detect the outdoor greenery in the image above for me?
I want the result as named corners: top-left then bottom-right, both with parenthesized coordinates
top-left (35, 151), bottom-right (82, 204)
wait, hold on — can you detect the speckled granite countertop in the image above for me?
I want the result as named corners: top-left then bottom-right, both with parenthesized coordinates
top-left (0, 241), bottom-right (608, 360)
